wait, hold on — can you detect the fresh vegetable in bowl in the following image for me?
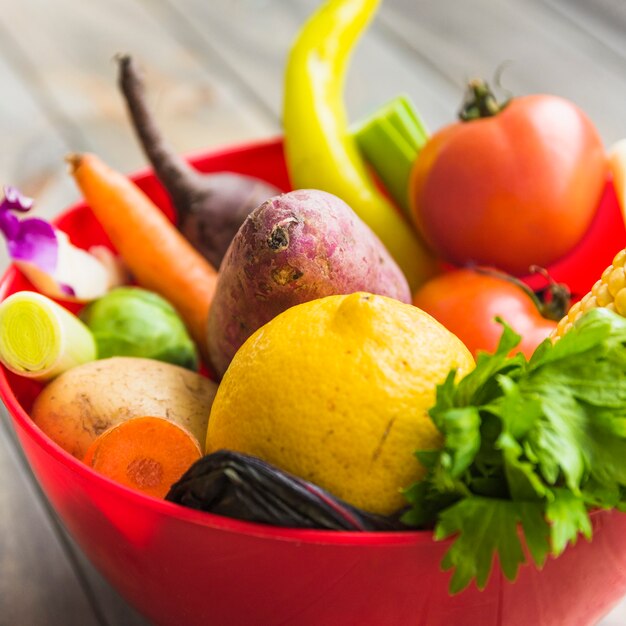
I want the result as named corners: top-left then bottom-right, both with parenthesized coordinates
top-left (553, 247), bottom-right (626, 338)
top-left (166, 450), bottom-right (403, 531)
top-left (67, 153), bottom-right (217, 360)
top-left (80, 286), bottom-right (198, 370)
top-left (84, 416), bottom-right (202, 499)
top-left (0, 291), bottom-right (96, 380)
top-left (4, 136), bottom-right (626, 626)
top-left (409, 79), bottom-right (608, 275)
top-left (117, 54), bottom-right (282, 268)
top-left (404, 308), bottom-right (626, 593)
top-left (283, 0), bottom-right (438, 291)
top-left (353, 94), bottom-right (429, 218)
top-left (413, 266), bottom-right (570, 358)
top-left (207, 189), bottom-right (412, 377)
top-left (6, 0), bottom-right (626, 615)
top-left (207, 292), bottom-right (474, 516)
top-left (0, 186), bottom-right (124, 301)
top-left (31, 356), bottom-right (217, 458)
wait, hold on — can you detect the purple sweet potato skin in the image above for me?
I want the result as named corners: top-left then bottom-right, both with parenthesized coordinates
top-left (207, 189), bottom-right (411, 377)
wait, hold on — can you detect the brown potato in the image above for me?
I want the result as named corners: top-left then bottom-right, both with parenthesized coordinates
top-left (31, 357), bottom-right (217, 459)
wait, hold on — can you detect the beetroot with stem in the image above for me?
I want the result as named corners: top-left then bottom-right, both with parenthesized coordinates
top-left (117, 54), bottom-right (281, 268)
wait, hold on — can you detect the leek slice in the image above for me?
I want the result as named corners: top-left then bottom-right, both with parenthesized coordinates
top-left (0, 291), bottom-right (96, 380)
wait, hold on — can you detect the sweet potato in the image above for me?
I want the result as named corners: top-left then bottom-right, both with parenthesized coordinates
top-left (31, 357), bottom-right (217, 459)
top-left (207, 189), bottom-right (411, 377)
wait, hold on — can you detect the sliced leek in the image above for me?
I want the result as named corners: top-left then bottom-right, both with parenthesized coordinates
top-left (0, 291), bottom-right (96, 380)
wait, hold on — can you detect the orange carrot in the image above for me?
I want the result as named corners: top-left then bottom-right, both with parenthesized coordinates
top-left (83, 416), bottom-right (202, 499)
top-left (67, 153), bottom-right (217, 359)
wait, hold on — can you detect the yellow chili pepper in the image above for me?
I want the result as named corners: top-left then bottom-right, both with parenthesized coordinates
top-left (283, 0), bottom-right (438, 291)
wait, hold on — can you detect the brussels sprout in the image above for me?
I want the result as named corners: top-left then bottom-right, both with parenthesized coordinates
top-left (81, 286), bottom-right (198, 370)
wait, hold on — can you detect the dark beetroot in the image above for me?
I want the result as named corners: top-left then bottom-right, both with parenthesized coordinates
top-left (117, 54), bottom-right (281, 268)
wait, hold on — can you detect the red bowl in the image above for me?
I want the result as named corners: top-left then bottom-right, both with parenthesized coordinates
top-left (2, 138), bottom-right (626, 626)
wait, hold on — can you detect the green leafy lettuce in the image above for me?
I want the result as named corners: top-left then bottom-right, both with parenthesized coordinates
top-left (402, 308), bottom-right (626, 594)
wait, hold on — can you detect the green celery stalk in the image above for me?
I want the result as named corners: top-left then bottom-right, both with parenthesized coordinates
top-left (353, 95), bottom-right (429, 217)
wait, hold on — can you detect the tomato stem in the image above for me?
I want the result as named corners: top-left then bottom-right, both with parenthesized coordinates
top-left (528, 265), bottom-right (572, 321)
top-left (472, 265), bottom-right (570, 321)
top-left (458, 79), bottom-right (509, 121)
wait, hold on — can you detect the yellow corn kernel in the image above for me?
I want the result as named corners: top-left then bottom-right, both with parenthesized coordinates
top-left (608, 266), bottom-right (626, 296)
top-left (594, 282), bottom-right (613, 307)
top-left (551, 250), bottom-right (626, 339)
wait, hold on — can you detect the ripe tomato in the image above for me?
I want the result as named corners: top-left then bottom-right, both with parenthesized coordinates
top-left (410, 85), bottom-right (608, 275)
top-left (413, 267), bottom-right (560, 359)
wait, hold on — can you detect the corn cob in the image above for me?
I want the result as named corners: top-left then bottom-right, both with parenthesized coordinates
top-left (552, 249), bottom-right (626, 338)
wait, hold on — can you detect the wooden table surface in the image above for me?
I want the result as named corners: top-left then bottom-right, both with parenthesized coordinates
top-left (1, 1), bottom-right (626, 624)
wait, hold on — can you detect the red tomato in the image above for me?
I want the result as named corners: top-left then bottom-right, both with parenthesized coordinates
top-left (410, 91), bottom-right (608, 275)
top-left (413, 268), bottom-right (557, 359)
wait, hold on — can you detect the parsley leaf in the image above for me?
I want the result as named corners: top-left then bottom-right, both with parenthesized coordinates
top-left (402, 308), bottom-right (626, 594)
top-left (435, 496), bottom-right (549, 593)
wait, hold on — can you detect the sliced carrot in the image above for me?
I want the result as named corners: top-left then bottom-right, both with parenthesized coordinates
top-left (67, 152), bottom-right (216, 360)
top-left (83, 416), bottom-right (202, 499)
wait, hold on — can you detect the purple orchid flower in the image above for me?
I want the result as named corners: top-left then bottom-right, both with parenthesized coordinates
top-left (0, 186), bottom-right (59, 275)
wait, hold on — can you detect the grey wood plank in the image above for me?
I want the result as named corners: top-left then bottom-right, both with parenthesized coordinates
top-left (0, 25), bottom-right (70, 203)
top-left (544, 0), bottom-right (626, 60)
top-left (1, 0), bottom-right (278, 172)
top-left (59, 532), bottom-right (152, 626)
top-left (154, 0), bottom-right (460, 133)
top-left (379, 0), bottom-right (626, 146)
top-left (0, 410), bottom-right (101, 626)
top-left (0, 34), bottom-right (76, 274)
top-left (1, 408), bottom-right (152, 626)
top-left (0, 0), bottom-right (282, 270)
top-left (168, 0), bottom-right (626, 145)
top-left (601, 596), bottom-right (626, 626)
top-left (0, 0), bottom-right (282, 259)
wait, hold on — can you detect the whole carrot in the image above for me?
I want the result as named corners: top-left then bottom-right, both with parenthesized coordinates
top-left (67, 153), bottom-right (217, 359)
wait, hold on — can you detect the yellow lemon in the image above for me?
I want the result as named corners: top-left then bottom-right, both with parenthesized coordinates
top-left (206, 292), bottom-right (474, 515)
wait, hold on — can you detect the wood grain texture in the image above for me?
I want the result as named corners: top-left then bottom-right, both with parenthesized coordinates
top-left (2, 0), bottom-right (277, 168)
top-left (0, 410), bottom-right (101, 626)
top-left (545, 0), bottom-right (626, 58)
top-left (168, 0), bottom-right (460, 130)
top-left (380, 0), bottom-right (626, 145)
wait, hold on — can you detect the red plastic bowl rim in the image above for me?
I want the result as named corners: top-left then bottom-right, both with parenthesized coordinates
top-left (0, 137), bottom-right (434, 548)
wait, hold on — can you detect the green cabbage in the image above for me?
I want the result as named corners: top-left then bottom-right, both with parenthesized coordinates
top-left (81, 286), bottom-right (198, 370)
